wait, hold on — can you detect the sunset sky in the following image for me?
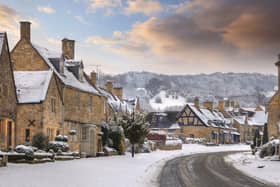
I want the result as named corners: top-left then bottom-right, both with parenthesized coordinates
top-left (1, 0), bottom-right (280, 75)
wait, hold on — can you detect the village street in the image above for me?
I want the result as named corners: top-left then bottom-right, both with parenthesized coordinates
top-left (0, 144), bottom-right (250, 187)
top-left (159, 152), bottom-right (275, 187)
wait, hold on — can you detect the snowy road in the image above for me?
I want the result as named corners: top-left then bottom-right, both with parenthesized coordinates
top-left (0, 144), bottom-right (249, 187)
top-left (159, 152), bottom-right (274, 187)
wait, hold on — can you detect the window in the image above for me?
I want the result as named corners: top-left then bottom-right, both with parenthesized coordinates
top-left (25, 129), bottom-right (30, 142)
top-left (88, 96), bottom-right (92, 112)
top-left (51, 98), bottom-right (56, 113)
top-left (81, 127), bottom-right (87, 141)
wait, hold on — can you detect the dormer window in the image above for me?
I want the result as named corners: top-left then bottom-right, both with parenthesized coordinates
top-left (78, 66), bottom-right (83, 81)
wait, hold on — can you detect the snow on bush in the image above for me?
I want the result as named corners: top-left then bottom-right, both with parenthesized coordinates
top-left (48, 141), bottom-right (69, 152)
top-left (185, 137), bottom-right (206, 144)
top-left (15, 145), bottom-right (35, 154)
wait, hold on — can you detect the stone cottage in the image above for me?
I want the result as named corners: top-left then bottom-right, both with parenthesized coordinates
top-left (11, 21), bottom-right (105, 156)
top-left (267, 54), bottom-right (280, 138)
top-left (0, 32), bottom-right (17, 150)
top-left (14, 70), bottom-right (63, 145)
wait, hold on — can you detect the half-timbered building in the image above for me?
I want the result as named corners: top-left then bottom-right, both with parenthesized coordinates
top-left (177, 98), bottom-right (239, 144)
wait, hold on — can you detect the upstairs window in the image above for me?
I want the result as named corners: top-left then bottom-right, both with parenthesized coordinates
top-left (88, 96), bottom-right (92, 112)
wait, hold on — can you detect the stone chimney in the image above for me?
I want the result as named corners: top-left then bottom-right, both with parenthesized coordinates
top-left (62, 38), bottom-right (75, 59)
top-left (20, 21), bottom-right (31, 41)
top-left (90, 71), bottom-right (97, 86)
top-left (275, 54), bottom-right (280, 91)
top-left (203, 101), bottom-right (213, 111)
top-left (113, 87), bottom-right (123, 99)
top-left (105, 81), bottom-right (113, 93)
top-left (218, 100), bottom-right (224, 112)
top-left (194, 97), bottom-right (199, 109)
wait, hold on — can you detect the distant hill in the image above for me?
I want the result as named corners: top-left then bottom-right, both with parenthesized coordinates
top-left (97, 71), bottom-right (277, 111)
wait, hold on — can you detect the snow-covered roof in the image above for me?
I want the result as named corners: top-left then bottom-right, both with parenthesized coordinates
top-left (14, 70), bottom-right (53, 103)
top-left (186, 103), bottom-right (233, 129)
top-left (248, 111), bottom-right (267, 126)
top-left (168, 123), bottom-right (181, 130)
top-left (234, 110), bottom-right (267, 127)
top-left (234, 115), bottom-right (246, 125)
top-left (98, 87), bottom-right (137, 114)
top-left (32, 44), bottom-right (100, 95)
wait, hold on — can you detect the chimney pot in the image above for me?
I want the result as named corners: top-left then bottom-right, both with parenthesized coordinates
top-left (20, 21), bottom-right (31, 41)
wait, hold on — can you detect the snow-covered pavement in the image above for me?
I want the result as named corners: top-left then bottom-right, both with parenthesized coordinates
top-left (226, 152), bottom-right (280, 186)
top-left (0, 144), bottom-right (249, 187)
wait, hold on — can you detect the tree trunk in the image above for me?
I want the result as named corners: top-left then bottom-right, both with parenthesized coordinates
top-left (132, 144), bottom-right (135, 158)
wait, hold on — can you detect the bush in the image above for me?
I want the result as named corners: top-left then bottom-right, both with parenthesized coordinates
top-left (55, 135), bottom-right (68, 142)
top-left (48, 141), bottom-right (69, 152)
top-left (109, 130), bottom-right (125, 155)
top-left (32, 133), bottom-right (49, 150)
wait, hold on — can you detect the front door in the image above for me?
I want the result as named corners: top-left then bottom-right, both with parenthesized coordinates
top-left (7, 121), bottom-right (12, 147)
top-left (90, 129), bottom-right (95, 156)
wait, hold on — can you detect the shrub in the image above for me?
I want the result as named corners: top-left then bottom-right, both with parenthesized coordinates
top-left (32, 133), bottom-right (49, 150)
top-left (48, 141), bottom-right (69, 152)
top-left (109, 130), bottom-right (124, 155)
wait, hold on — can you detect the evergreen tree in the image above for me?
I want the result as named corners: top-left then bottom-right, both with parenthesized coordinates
top-left (118, 112), bottom-right (149, 157)
top-left (263, 123), bottom-right (269, 144)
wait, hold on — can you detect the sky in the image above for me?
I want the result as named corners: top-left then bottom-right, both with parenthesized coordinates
top-left (0, 0), bottom-right (280, 75)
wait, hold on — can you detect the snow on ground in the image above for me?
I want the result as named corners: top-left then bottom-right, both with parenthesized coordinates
top-left (225, 152), bottom-right (280, 186)
top-left (0, 144), bottom-right (249, 187)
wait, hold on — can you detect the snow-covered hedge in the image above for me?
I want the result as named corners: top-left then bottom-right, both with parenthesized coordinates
top-left (165, 139), bottom-right (182, 146)
top-left (185, 137), bottom-right (206, 144)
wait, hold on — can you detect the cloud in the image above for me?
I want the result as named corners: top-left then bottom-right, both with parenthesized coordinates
top-left (74, 15), bottom-right (90, 25)
top-left (0, 4), bottom-right (40, 46)
top-left (89, 0), bottom-right (122, 10)
top-left (47, 37), bottom-right (60, 46)
top-left (37, 5), bottom-right (56, 14)
top-left (125, 0), bottom-right (162, 16)
top-left (86, 0), bottom-right (280, 73)
top-left (0, 4), bottom-right (20, 37)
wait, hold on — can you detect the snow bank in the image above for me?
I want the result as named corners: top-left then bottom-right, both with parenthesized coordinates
top-left (0, 144), bottom-right (249, 187)
top-left (226, 152), bottom-right (280, 186)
